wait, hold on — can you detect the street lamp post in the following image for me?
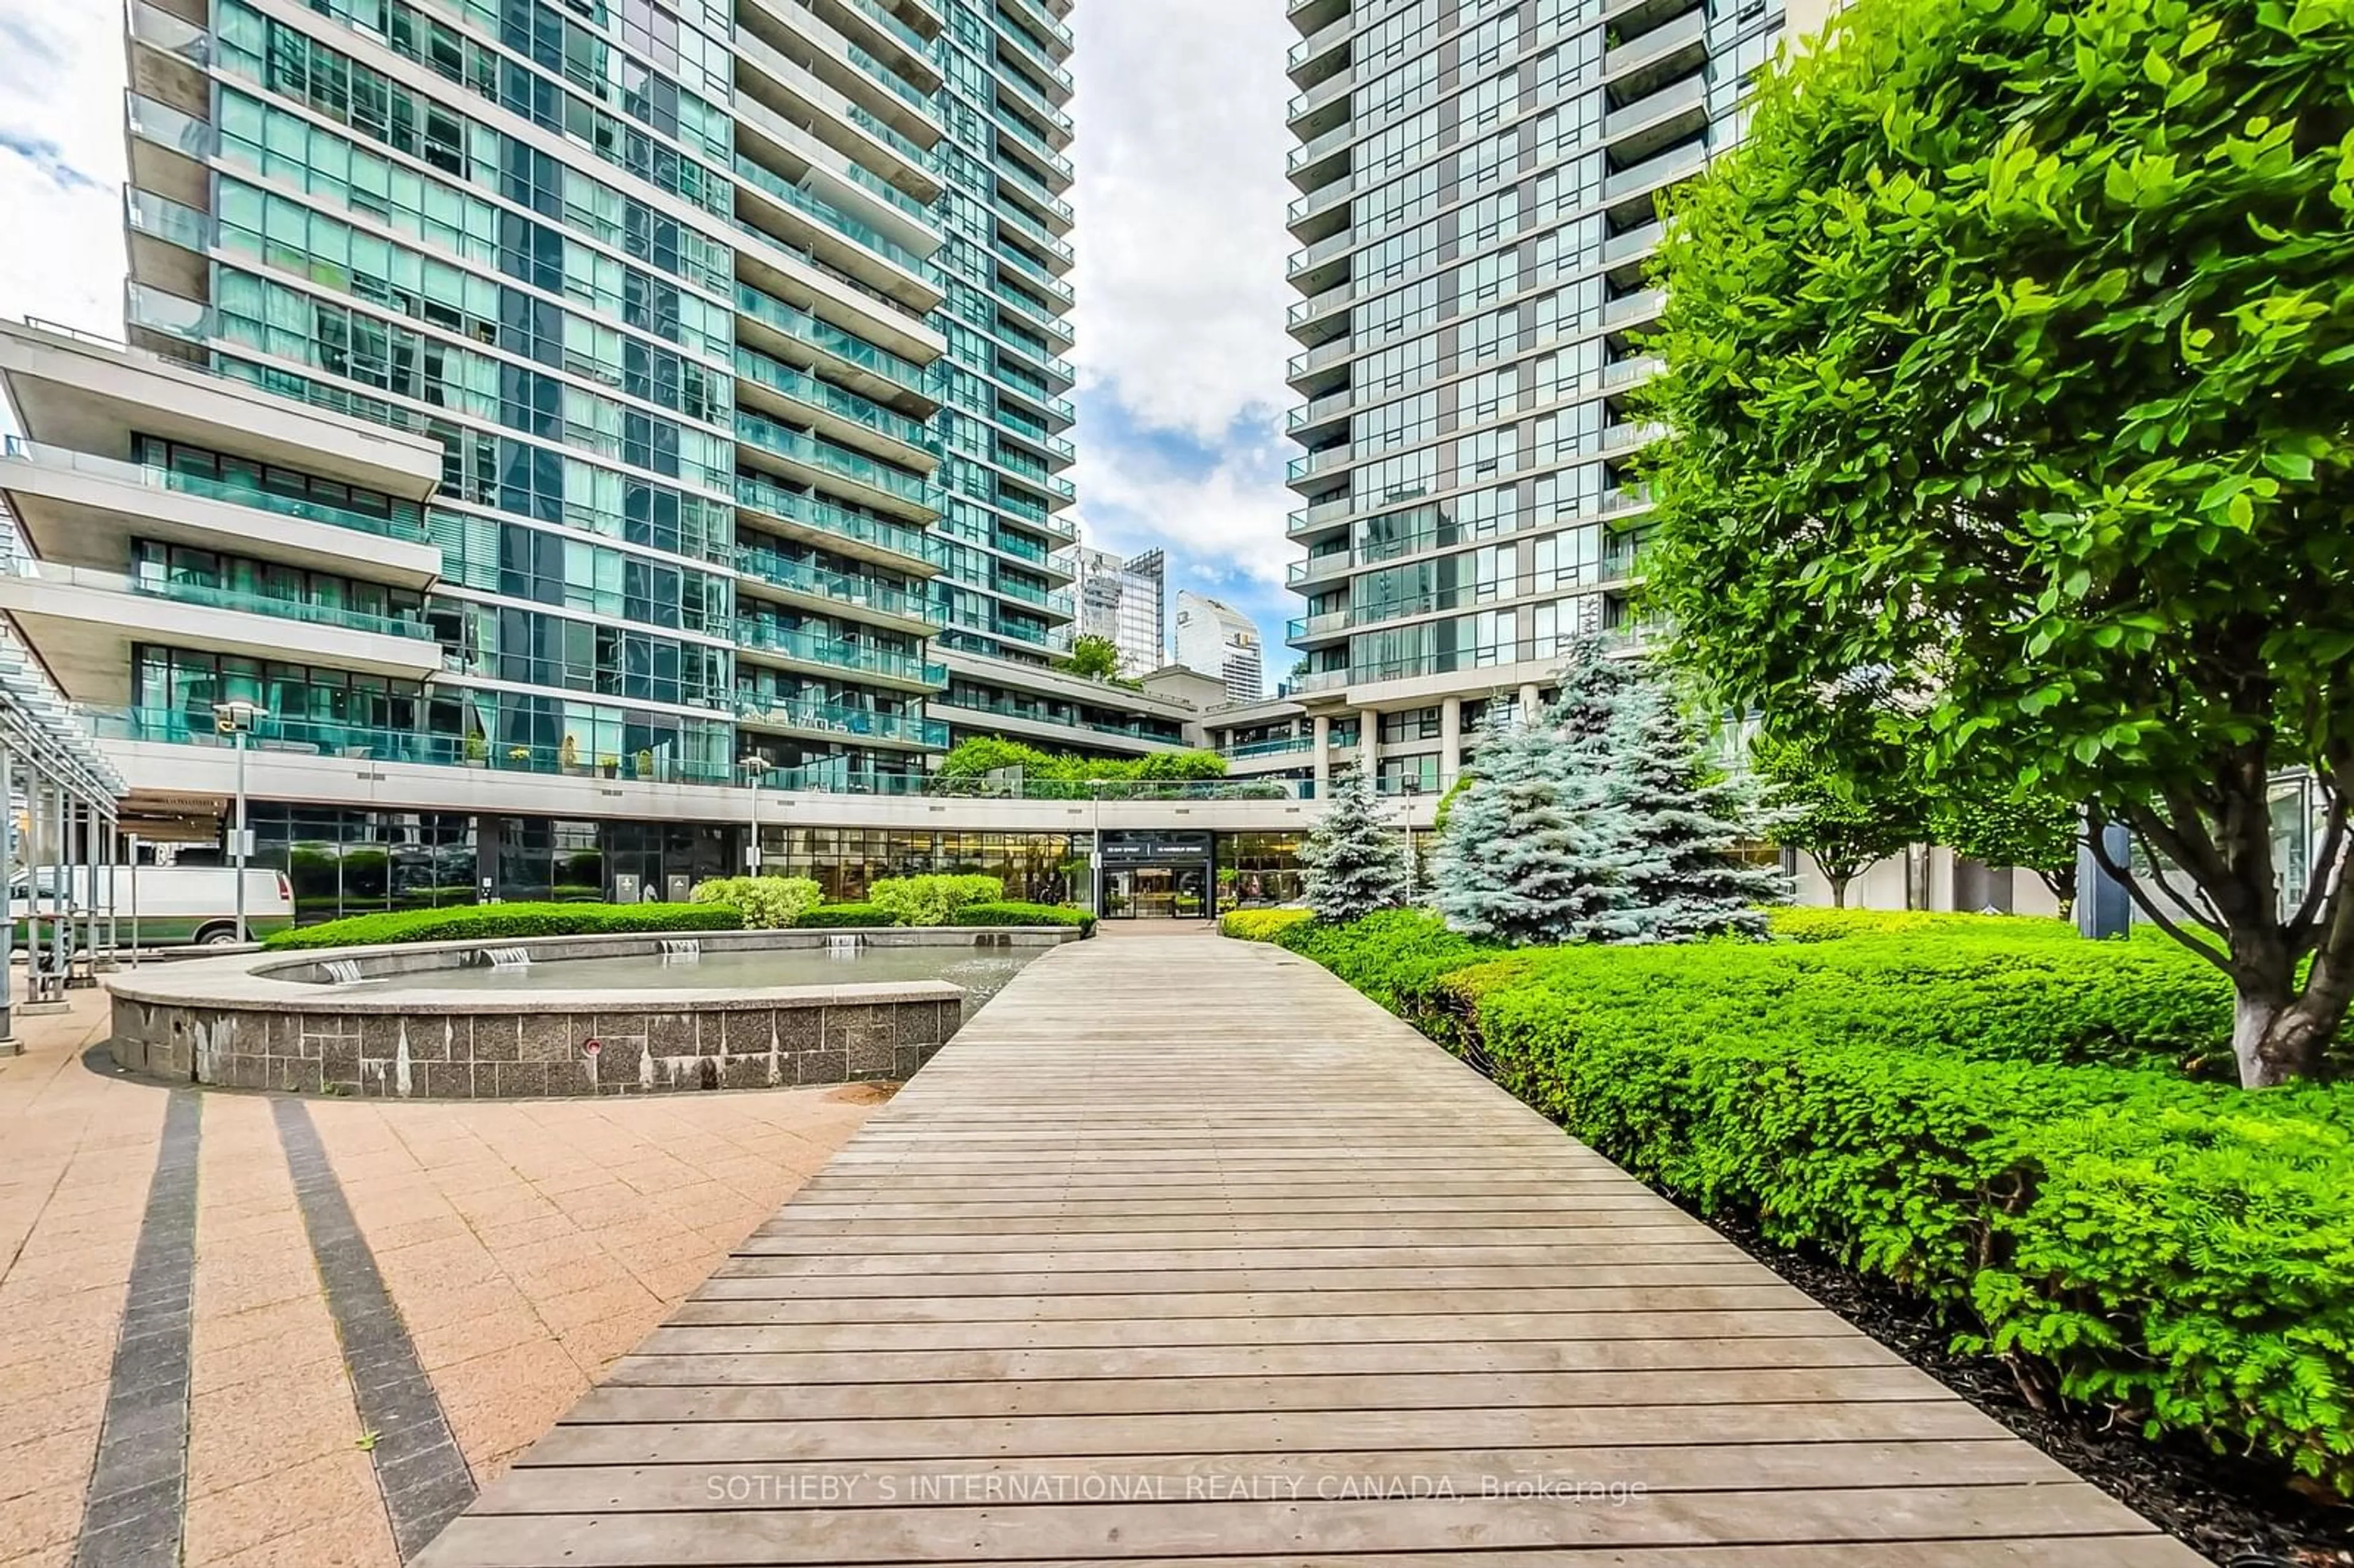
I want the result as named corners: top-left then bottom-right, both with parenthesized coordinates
top-left (741, 756), bottom-right (770, 873)
top-left (1400, 778), bottom-right (1422, 902)
top-left (213, 699), bottom-right (266, 942)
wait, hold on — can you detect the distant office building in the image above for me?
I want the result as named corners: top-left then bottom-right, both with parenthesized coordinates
top-left (1175, 592), bottom-right (1264, 703)
top-left (1074, 547), bottom-right (1165, 674)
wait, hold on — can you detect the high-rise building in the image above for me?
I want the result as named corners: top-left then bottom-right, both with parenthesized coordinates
top-left (1174, 592), bottom-right (1263, 703)
top-left (1073, 546), bottom-right (1164, 674)
top-left (1253, 0), bottom-right (1789, 791)
top-left (80, 0), bottom-right (1114, 782)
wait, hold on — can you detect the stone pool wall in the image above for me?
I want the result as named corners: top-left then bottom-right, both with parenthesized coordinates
top-left (104, 926), bottom-right (1075, 1098)
top-left (109, 993), bottom-right (962, 1097)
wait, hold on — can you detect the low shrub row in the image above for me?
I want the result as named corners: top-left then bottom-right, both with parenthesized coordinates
top-left (262, 902), bottom-right (740, 950)
top-left (1766, 907), bottom-right (2084, 943)
top-left (1232, 910), bottom-right (2354, 1496)
top-left (955, 902), bottom-right (1096, 937)
top-left (794, 903), bottom-right (895, 928)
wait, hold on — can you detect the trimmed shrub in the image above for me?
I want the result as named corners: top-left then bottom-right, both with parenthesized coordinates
top-left (690, 875), bottom-right (822, 929)
top-left (262, 902), bottom-right (739, 951)
top-left (1274, 912), bottom-right (2354, 1496)
top-left (1769, 907), bottom-right (2081, 944)
top-left (956, 902), bottom-right (1095, 937)
top-left (869, 874), bottom-right (1002, 927)
top-left (795, 904), bottom-right (895, 929)
top-left (1220, 908), bottom-right (1312, 942)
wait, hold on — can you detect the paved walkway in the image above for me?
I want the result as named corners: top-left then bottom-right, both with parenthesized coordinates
top-left (419, 935), bottom-right (2203, 1567)
top-left (0, 988), bottom-right (882, 1568)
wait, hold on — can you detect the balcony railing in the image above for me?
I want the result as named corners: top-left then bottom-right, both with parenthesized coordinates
top-left (10, 560), bottom-right (434, 641)
top-left (733, 284), bottom-right (937, 402)
top-left (736, 473), bottom-right (940, 565)
top-left (734, 618), bottom-right (946, 685)
top-left (734, 692), bottom-right (946, 747)
top-left (1603, 7), bottom-right (1708, 81)
top-left (1601, 137), bottom-right (1709, 202)
top-left (88, 707), bottom-right (733, 782)
top-left (733, 154), bottom-right (936, 280)
top-left (734, 411), bottom-right (942, 511)
top-left (736, 546), bottom-right (934, 622)
top-left (1603, 287), bottom-right (1667, 329)
top-left (734, 348), bottom-right (937, 453)
top-left (1, 438), bottom-right (429, 543)
top-left (1222, 735), bottom-right (1314, 759)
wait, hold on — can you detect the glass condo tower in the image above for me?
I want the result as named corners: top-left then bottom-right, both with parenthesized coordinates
top-left (113, 0), bottom-right (1075, 790)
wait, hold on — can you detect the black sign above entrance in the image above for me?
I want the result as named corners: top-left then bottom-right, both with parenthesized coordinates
top-left (1099, 830), bottom-right (1213, 864)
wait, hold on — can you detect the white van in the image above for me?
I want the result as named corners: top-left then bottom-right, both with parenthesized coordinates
top-left (9, 865), bottom-right (294, 948)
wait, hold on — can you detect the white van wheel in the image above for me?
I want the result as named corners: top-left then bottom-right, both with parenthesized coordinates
top-left (197, 926), bottom-right (240, 946)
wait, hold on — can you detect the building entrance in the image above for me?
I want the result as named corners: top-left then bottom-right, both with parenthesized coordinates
top-left (1098, 830), bottom-right (1214, 919)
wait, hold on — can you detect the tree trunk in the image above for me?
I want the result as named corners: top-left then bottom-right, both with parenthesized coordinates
top-left (1829, 873), bottom-right (1849, 909)
top-left (2230, 983), bottom-right (2337, 1089)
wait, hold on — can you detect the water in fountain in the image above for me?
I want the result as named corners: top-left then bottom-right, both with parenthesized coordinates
top-left (826, 934), bottom-right (860, 960)
top-left (660, 938), bottom-right (701, 963)
top-left (486, 946), bottom-right (532, 970)
top-left (322, 959), bottom-right (364, 985)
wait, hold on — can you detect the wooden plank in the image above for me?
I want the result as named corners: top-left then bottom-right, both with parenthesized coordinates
top-left (417, 1487), bottom-right (2178, 1565)
top-left (518, 1400), bottom-right (2021, 1466)
top-left (474, 1439), bottom-right (2075, 1513)
top-left (639, 1307), bottom-right (1853, 1352)
top-left (411, 934), bottom-right (2196, 1568)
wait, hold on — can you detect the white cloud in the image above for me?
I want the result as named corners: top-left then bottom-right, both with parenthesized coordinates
top-left (1068, 0), bottom-right (1297, 443)
top-left (1070, 427), bottom-right (1295, 596)
top-left (0, 4), bottom-right (129, 344)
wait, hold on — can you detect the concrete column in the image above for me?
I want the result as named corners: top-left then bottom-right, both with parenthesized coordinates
top-left (1439, 696), bottom-right (1463, 787)
top-left (1518, 682), bottom-right (1542, 724)
top-left (1311, 715), bottom-right (1330, 799)
top-left (1358, 707), bottom-right (1380, 782)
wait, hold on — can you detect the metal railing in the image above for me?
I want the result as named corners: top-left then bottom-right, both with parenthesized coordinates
top-left (1, 438), bottom-right (429, 543)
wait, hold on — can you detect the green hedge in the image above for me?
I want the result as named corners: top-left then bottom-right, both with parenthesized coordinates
top-left (956, 902), bottom-right (1095, 937)
top-left (262, 902), bottom-right (741, 950)
top-left (869, 874), bottom-right (1003, 926)
top-left (1218, 908), bottom-right (1312, 943)
top-left (1246, 910), bottom-right (2354, 1496)
top-left (1767, 907), bottom-right (2083, 943)
top-left (794, 904), bottom-right (896, 928)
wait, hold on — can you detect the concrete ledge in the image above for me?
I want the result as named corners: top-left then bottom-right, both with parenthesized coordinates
top-left (103, 926), bottom-right (1081, 1100)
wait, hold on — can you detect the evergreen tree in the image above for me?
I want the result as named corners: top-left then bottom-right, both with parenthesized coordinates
top-left (1433, 707), bottom-right (1633, 945)
top-left (1599, 682), bottom-right (1788, 942)
top-left (1298, 766), bottom-right (1411, 922)
top-left (1549, 633), bottom-right (1636, 759)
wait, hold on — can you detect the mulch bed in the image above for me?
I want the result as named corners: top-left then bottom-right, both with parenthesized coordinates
top-left (1686, 1203), bottom-right (2353, 1567)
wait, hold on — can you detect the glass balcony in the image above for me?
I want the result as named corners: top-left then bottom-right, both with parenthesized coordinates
top-left (733, 618), bottom-right (946, 686)
top-left (736, 546), bottom-right (934, 623)
top-left (998, 243), bottom-right (1076, 306)
top-left (12, 560), bottom-right (434, 640)
top-left (991, 106), bottom-right (1075, 180)
top-left (734, 691), bottom-right (947, 747)
top-left (1601, 137), bottom-right (1709, 202)
top-left (734, 348), bottom-right (937, 453)
top-left (125, 188), bottom-right (210, 251)
top-left (733, 154), bottom-right (935, 280)
top-left (1223, 735), bottom-right (1315, 759)
top-left (1603, 287), bottom-right (1667, 328)
top-left (1, 438), bottom-right (430, 543)
top-left (126, 93), bottom-right (212, 159)
top-left (735, 472), bottom-right (940, 566)
top-left (996, 159), bottom-right (1075, 226)
top-left (88, 707), bottom-right (731, 783)
top-left (734, 411), bottom-right (942, 511)
top-left (733, 284), bottom-right (938, 403)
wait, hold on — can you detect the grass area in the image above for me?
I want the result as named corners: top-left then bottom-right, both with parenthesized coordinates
top-left (1224, 907), bottom-right (2354, 1498)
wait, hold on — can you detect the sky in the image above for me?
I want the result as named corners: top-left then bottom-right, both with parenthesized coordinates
top-left (0, 0), bottom-right (1304, 690)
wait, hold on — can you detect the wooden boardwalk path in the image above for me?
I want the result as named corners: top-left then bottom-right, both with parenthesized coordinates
top-left (417, 934), bottom-right (2205, 1566)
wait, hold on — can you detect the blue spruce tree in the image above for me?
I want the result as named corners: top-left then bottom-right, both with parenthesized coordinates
top-left (1433, 704), bottom-right (1633, 944)
top-left (1299, 766), bottom-right (1412, 922)
top-left (1600, 680), bottom-right (1787, 941)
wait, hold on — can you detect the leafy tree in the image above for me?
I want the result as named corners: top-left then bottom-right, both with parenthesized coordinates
top-left (1599, 683), bottom-right (1786, 940)
top-left (1433, 706), bottom-right (1634, 945)
top-left (1754, 734), bottom-right (1924, 910)
top-left (1298, 767), bottom-right (1412, 922)
top-left (1641, 0), bottom-right (2354, 1085)
top-left (1060, 633), bottom-right (1122, 681)
top-left (1932, 783), bottom-right (2081, 907)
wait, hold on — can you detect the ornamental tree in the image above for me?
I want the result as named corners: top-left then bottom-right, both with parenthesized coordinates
top-left (1753, 733), bottom-right (1924, 910)
top-left (1642, 0), bottom-right (2354, 1086)
top-left (1299, 767), bottom-right (1412, 922)
top-left (1930, 783), bottom-right (2081, 907)
top-left (1060, 634), bottom-right (1122, 681)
